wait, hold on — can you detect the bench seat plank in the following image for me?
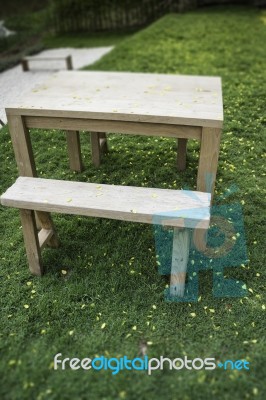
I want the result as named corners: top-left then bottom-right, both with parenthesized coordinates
top-left (1, 177), bottom-right (210, 229)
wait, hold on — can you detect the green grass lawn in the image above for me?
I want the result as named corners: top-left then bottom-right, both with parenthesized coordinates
top-left (0, 6), bottom-right (266, 400)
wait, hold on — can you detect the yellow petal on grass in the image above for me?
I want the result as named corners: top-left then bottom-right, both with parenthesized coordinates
top-left (190, 313), bottom-right (196, 317)
top-left (152, 305), bottom-right (157, 310)
top-left (209, 309), bottom-right (215, 313)
top-left (262, 305), bottom-right (265, 310)
top-left (101, 323), bottom-right (106, 329)
top-left (26, 281), bottom-right (32, 286)
top-left (61, 270), bottom-right (67, 275)
top-left (24, 304), bottom-right (29, 309)
top-left (69, 330), bottom-right (74, 336)
top-left (132, 326), bottom-right (137, 331)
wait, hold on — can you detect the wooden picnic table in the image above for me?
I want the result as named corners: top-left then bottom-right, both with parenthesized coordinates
top-left (3, 70), bottom-right (220, 290)
top-left (5, 70), bottom-right (223, 196)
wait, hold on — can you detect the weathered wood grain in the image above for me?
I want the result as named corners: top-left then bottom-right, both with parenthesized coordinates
top-left (6, 71), bottom-right (223, 128)
top-left (1, 177), bottom-right (211, 229)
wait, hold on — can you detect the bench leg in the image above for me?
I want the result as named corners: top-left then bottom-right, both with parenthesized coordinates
top-left (20, 209), bottom-right (43, 276)
top-left (66, 55), bottom-right (73, 70)
top-left (177, 138), bottom-right (187, 171)
top-left (21, 59), bottom-right (29, 72)
top-left (20, 210), bottom-right (59, 275)
top-left (170, 228), bottom-right (190, 297)
top-left (65, 131), bottom-right (83, 172)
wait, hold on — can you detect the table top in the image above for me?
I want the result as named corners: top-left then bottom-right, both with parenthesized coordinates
top-left (6, 70), bottom-right (223, 128)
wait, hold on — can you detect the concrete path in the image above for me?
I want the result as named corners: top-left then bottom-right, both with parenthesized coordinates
top-left (0, 47), bottom-right (113, 125)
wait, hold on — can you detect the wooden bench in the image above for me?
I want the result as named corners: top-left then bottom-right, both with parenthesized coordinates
top-left (21, 55), bottom-right (73, 72)
top-left (0, 177), bottom-right (211, 297)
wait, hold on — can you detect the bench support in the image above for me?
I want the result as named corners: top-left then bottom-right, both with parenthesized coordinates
top-left (90, 132), bottom-right (108, 167)
top-left (170, 228), bottom-right (190, 297)
top-left (36, 211), bottom-right (59, 248)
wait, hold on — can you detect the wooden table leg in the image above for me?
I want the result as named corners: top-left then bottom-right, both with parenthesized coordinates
top-left (98, 132), bottom-right (108, 154)
top-left (65, 130), bottom-right (83, 172)
top-left (177, 138), bottom-right (187, 171)
top-left (7, 114), bottom-right (58, 245)
top-left (7, 115), bottom-right (37, 177)
top-left (20, 209), bottom-right (43, 275)
top-left (90, 132), bottom-right (101, 167)
top-left (170, 228), bottom-right (190, 297)
top-left (197, 127), bottom-right (221, 197)
top-left (192, 225), bottom-right (208, 253)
